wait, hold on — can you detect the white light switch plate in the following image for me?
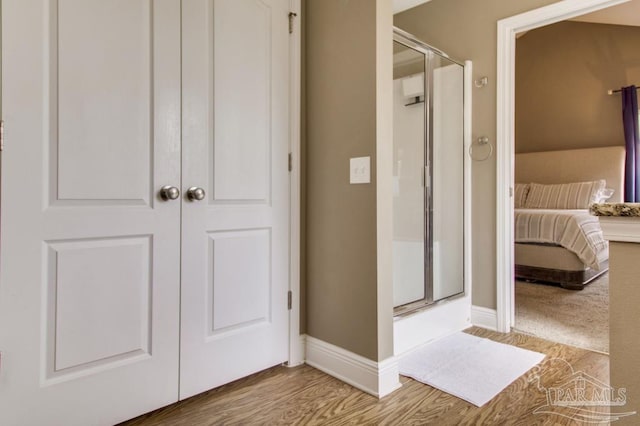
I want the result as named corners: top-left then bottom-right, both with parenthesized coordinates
top-left (350, 156), bottom-right (370, 184)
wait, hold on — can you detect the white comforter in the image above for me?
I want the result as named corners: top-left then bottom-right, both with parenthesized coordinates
top-left (514, 209), bottom-right (608, 270)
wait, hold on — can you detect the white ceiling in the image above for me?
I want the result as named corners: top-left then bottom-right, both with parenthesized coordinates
top-left (571, 0), bottom-right (640, 26)
top-left (393, 0), bottom-right (432, 14)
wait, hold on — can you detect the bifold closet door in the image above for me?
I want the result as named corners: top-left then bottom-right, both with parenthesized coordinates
top-left (179, 0), bottom-right (291, 399)
top-left (0, 1), bottom-right (182, 425)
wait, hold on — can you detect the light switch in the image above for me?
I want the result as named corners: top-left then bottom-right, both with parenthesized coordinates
top-left (350, 156), bottom-right (370, 184)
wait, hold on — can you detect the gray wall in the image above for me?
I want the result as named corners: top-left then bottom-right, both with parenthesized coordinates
top-left (304, 0), bottom-right (393, 361)
top-left (394, 0), bottom-right (560, 309)
top-left (516, 21), bottom-right (640, 153)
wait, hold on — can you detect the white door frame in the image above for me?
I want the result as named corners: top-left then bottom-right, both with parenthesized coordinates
top-left (288, 0), bottom-right (304, 366)
top-left (495, 0), bottom-right (630, 332)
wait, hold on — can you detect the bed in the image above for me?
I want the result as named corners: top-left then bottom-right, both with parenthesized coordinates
top-left (514, 146), bottom-right (625, 289)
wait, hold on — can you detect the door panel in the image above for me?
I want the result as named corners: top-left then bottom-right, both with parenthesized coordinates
top-left (208, 229), bottom-right (271, 333)
top-left (180, 0), bottom-right (290, 399)
top-left (212, 0), bottom-right (272, 202)
top-left (55, 0), bottom-right (152, 203)
top-left (49, 236), bottom-right (152, 374)
top-left (0, 1), bottom-right (181, 424)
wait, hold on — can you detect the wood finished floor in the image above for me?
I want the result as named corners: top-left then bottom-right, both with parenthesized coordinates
top-left (120, 328), bottom-right (609, 425)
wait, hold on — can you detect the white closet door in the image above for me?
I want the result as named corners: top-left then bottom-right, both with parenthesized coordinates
top-left (180, 0), bottom-right (291, 399)
top-left (0, 1), bottom-right (181, 425)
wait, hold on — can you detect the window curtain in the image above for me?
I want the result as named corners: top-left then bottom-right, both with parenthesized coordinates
top-left (622, 85), bottom-right (639, 202)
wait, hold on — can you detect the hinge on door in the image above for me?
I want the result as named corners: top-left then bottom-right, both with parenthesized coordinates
top-left (287, 291), bottom-right (292, 310)
top-left (509, 187), bottom-right (514, 197)
top-left (1, 120), bottom-right (5, 152)
top-left (288, 153), bottom-right (293, 172)
top-left (288, 12), bottom-right (297, 34)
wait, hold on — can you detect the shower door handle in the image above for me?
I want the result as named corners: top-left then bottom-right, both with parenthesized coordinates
top-left (423, 165), bottom-right (430, 188)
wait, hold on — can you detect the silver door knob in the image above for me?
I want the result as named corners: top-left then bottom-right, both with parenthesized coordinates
top-left (160, 185), bottom-right (180, 201)
top-left (187, 187), bottom-right (206, 201)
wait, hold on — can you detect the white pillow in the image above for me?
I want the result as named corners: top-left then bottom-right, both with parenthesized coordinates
top-left (524, 180), bottom-right (606, 209)
top-left (514, 183), bottom-right (530, 208)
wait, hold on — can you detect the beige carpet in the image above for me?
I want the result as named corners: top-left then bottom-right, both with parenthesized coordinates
top-left (514, 273), bottom-right (609, 353)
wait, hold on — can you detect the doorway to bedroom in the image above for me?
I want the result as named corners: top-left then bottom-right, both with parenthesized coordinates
top-left (510, 1), bottom-right (640, 354)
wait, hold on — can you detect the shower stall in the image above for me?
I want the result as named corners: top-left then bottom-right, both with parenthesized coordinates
top-left (392, 28), bottom-right (467, 317)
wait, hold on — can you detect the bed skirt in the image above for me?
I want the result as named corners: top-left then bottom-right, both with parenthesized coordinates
top-left (514, 243), bottom-right (608, 290)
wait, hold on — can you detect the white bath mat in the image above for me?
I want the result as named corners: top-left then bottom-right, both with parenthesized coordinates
top-left (399, 332), bottom-right (545, 407)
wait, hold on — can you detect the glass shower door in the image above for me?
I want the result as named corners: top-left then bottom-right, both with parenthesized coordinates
top-left (431, 54), bottom-right (465, 302)
top-left (392, 29), bottom-right (466, 315)
top-left (392, 42), bottom-right (427, 309)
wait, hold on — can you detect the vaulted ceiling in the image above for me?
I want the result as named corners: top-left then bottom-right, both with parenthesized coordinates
top-left (394, 0), bottom-right (640, 26)
top-left (571, 0), bottom-right (640, 27)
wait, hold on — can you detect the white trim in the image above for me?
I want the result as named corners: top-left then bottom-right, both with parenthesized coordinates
top-left (599, 217), bottom-right (640, 243)
top-left (470, 306), bottom-right (497, 331)
top-left (304, 335), bottom-right (402, 398)
top-left (377, 357), bottom-right (402, 398)
top-left (495, 0), bottom-right (630, 333)
top-left (287, 0), bottom-right (303, 367)
top-left (376, 0), bottom-right (395, 365)
top-left (464, 60), bottom-right (473, 317)
top-left (299, 333), bottom-right (307, 356)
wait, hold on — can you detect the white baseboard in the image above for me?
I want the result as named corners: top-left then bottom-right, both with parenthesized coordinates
top-left (471, 305), bottom-right (498, 331)
top-left (304, 335), bottom-right (401, 398)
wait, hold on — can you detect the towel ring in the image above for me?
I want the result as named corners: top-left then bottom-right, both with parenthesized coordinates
top-left (469, 136), bottom-right (493, 161)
